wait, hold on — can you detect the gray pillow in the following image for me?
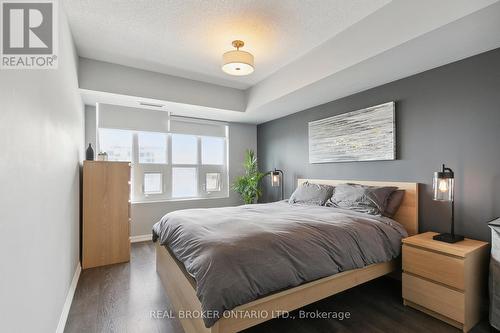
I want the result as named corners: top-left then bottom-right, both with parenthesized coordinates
top-left (289, 182), bottom-right (334, 206)
top-left (326, 183), bottom-right (397, 216)
top-left (383, 189), bottom-right (405, 218)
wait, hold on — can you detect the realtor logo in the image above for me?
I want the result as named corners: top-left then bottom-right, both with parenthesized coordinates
top-left (1, 0), bottom-right (58, 69)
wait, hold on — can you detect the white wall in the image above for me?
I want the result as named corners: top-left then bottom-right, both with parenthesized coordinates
top-left (85, 106), bottom-right (257, 236)
top-left (84, 105), bottom-right (97, 151)
top-left (0, 9), bottom-right (83, 333)
top-left (79, 58), bottom-right (246, 112)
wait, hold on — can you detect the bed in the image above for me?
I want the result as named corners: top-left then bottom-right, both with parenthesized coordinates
top-left (154, 179), bottom-right (419, 333)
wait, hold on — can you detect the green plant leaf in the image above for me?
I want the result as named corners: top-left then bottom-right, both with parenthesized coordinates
top-left (231, 149), bottom-right (266, 204)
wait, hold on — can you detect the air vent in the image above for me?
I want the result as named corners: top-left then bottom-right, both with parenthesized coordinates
top-left (138, 101), bottom-right (165, 108)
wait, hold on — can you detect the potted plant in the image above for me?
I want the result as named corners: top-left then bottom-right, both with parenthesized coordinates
top-left (232, 149), bottom-right (266, 204)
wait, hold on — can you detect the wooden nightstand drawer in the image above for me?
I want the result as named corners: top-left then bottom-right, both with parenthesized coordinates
top-left (403, 244), bottom-right (464, 290)
top-left (403, 273), bottom-right (465, 323)
top-left (402, 232), bottom-right (489, 332)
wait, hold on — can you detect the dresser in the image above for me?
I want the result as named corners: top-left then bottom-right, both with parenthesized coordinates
top-left (402, 232), bottom-right (488, 332)
top-left (83, 161), bottom-right (131, 269)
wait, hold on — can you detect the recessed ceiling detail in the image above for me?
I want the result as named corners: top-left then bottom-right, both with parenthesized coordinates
top-left (63, 0), bottom-right (391, 89)
top-left (70, 0), bottom-right (500, 124)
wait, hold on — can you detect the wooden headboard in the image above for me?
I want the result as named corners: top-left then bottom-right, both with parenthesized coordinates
top-left (297, 179), bottom-right (419, 236)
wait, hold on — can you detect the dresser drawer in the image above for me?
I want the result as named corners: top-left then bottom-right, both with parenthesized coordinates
top-left (403, 273), bottom-right (464, 323)
top-left (403, 244), bottom-right (464, 290)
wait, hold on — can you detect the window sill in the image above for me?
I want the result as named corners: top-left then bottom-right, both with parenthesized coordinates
top-left (131, 195), bottom-right (230, 205)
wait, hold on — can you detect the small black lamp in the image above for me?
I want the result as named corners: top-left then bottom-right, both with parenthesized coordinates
top-left (432, 164), bottom-right (464, 243)
top-left (269, 169), bottom-right (284, 201)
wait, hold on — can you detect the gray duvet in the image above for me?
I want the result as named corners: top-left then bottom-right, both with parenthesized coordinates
top-left (152, 201), bottom-right (407, 327)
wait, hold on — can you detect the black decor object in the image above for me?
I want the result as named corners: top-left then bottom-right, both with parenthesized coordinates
top-left (86, 143), bottom-right (94, 161)
top-left (432, 164), bottom-right (464, 243)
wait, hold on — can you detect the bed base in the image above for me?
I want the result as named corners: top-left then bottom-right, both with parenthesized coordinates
top-left (156, 243), bottom-right (397, 333)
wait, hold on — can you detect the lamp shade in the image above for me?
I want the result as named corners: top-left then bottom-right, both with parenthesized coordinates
top-left (222, 50), bottom-right (254, 76)
top-left (222, 40), bottom-right (254, 76)
top-left (433, 164), bottom-right (454, 201)
top-left (271, 170), bottom-right (281, 187)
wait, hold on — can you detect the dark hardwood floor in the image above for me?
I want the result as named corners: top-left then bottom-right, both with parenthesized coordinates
top-left (65, 242), bottom-right (492, 333)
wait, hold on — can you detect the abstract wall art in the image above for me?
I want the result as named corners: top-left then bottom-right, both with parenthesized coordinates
top-left (308, 102), bottom-right (395, 163)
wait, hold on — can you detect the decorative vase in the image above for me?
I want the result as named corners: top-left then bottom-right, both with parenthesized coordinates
top-left (86, 143), bottom-right (94, 160)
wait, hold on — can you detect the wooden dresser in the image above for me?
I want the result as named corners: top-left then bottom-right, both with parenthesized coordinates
top-left (83, 161), bottom-right (131, 269)
top-left (402, 232), bottom-right (489, 332)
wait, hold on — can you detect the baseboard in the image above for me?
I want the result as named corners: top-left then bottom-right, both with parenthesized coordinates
top-left (130, 234), bottom-right (152, 243)
top-left (55, 263), bottom-right (81, 333)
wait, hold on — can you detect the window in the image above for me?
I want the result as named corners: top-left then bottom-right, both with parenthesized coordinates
top-left (172, 134), bottom-right (197, 164)
top-left (98, 122), bottom-right (228, 202)
top-left (144, 173), bottom-right (162, 194)
top-left (205, 173), bottom-right (221, 192)
top-left (172, 167), bottom-right (197, 198)
top-left (200, 136), bottom-right (226, 198)
top-left (98, 128), bottom-right (132, 161)
top-left (201, 136), bottom-right (225, 165)
top-left (138, 132), bottom-right (167, 164)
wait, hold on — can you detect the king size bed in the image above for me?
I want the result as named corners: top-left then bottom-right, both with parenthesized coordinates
top-left (153, 179), bottom-right (419, 333)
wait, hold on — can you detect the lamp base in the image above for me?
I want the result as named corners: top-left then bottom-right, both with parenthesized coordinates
top-left (433, 233), bottom-right (465, 243)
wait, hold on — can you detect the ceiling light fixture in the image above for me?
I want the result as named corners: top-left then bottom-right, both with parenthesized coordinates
top-left (222, 40), bottom-right (254, 76)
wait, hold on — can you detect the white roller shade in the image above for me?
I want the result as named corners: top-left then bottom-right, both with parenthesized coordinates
top-left (170, 116), bottom-right (226, 137)
top-left (98, 104), bottom-right (227, 137)
top-left (98, 104), bottom-right (169, 132)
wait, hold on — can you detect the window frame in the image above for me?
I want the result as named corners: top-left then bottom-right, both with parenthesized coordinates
top-left (98, 127), bottom-right (229, 203)
top-left (143, 172), bottom-right (164, 195)
top-left (137, 131), bottom-right (168, 165)
top-left (97, 128), bottom-right (133, 162)
top-left (205, 172), bottom-right (222, 193)
top-left (172, 166), bottom-right (198, 199)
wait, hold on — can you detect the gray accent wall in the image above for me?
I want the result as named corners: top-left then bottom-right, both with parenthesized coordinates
top-left (258, 47), bottom-right (500, 242)
top-left (0, 9), bottom-right (83, 333)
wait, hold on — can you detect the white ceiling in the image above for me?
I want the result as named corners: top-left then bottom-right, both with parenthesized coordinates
top-left (63, 0), bottom-right (390, 89)
top-left (69, 0), bottom-right (500, 124)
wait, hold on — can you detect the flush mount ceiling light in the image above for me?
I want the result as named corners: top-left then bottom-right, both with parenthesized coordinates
top-left (222, 40), bottom-right (254, 76)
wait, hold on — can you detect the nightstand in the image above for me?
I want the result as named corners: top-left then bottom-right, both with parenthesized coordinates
top-left (402, 232), bottom-right (489, 332)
